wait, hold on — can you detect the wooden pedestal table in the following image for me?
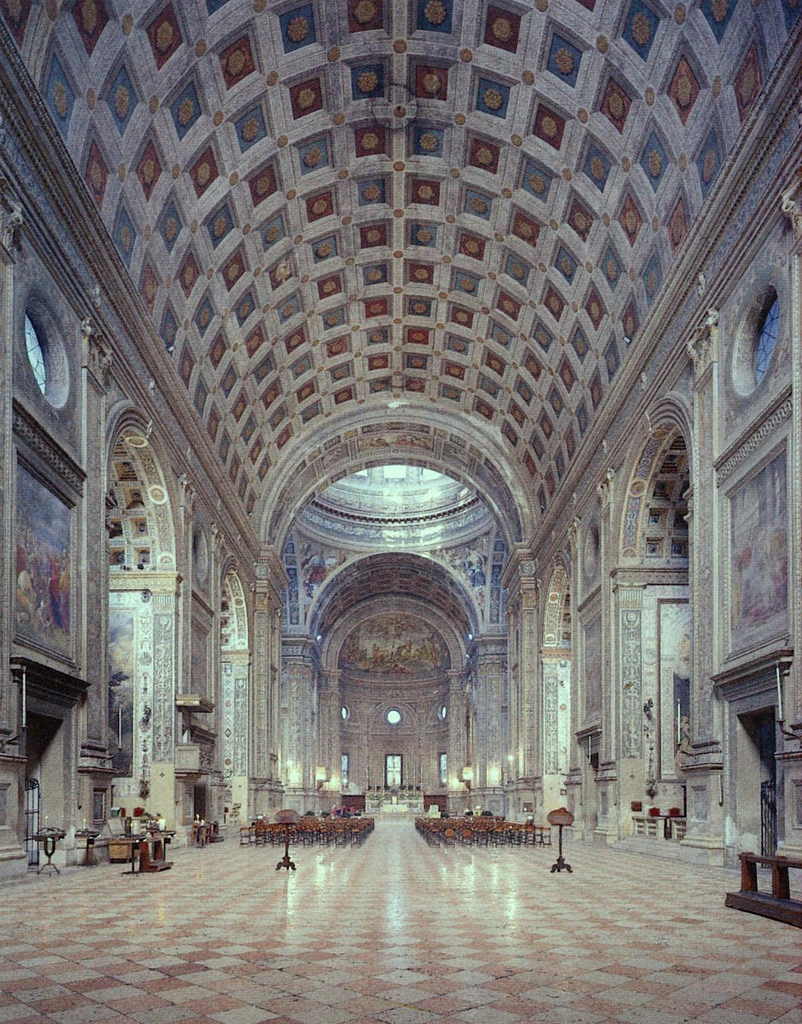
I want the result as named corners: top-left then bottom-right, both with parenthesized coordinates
top-left (75, 828), bottom-right (100, 867)
top-left (274, 809), bottom-right (300, 871)
top-left (138, 830), bottom-right (174, 872)
top-left (119, 833), bottom-right (146, 876)
top-left (547, 807), bottom-right (574, 873)
top-left (33, 827), bottom-right (66, 874)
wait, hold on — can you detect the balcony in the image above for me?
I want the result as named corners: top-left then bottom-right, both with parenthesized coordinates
top-left (175, 743), bottom-right (201, 778)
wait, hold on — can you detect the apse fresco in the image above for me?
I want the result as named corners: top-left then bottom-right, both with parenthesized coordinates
top-left (339, 614), bottom-right (449, 677)
top-left (108, 610), bottom-right (134, 777)
top-left (15, 466), bottom-right (71, 656)
top-left (730, 450), bottom-right (788, 648)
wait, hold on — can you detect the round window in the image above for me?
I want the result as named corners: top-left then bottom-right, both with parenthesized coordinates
top-left (439, 704), bottom-right (447, 720)
top-left (754, 296), bottom-right (779, 384)
top-left (733, 288), bottom-right (780, 396)
top-left (192, 526), bottom-right (209, 585)
top-left (386, 708), bottom-right (402, 725)
top-left (25, 316), bottom-right (46, 394)
top-left (341, 705), bottom-right (349, 721)
top-left (23, 310), bottom-right (69, 407)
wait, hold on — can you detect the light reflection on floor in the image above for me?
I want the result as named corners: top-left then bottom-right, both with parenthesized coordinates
top-left (0, 820), bottom-right (800, 1024)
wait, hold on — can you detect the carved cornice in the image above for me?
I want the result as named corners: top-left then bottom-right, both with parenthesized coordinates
top-left (715, 391), bottom-right (792, 482)
top-left (12, 401), bottom-right (85, 493)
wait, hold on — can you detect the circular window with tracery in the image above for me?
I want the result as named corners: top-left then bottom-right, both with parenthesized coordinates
top-left (733, 288), bottom-right (780, 396)
top-left (23, 310), bottom-right (69, 407)
top-left (386, 708), bottom-right (402, 725)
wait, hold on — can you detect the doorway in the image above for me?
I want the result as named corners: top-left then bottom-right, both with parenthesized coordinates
top-left (736, 709), bottom-right (777, 855)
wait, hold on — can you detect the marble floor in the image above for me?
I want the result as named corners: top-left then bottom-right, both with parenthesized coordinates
top-left (1, 821), bottom-right (800, 1024)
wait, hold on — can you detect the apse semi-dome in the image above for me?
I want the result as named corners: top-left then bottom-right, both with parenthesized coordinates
top-left (338, 611), bottom-right (451, 679)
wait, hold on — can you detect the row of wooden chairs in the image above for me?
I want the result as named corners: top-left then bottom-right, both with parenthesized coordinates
top-left (240, 817), bottom-right (375, 848)
top-left (415, 817), bottom-right (552, 848)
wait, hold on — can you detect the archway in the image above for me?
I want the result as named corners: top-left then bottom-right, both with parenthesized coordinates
top-left (106, 424), bottom-right (178, 825)
top-left (615, 424), bottom-right (691, 835)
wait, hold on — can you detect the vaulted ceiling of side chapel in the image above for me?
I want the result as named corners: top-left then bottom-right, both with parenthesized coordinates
top-left (4, 0), bottom-right (797, 525)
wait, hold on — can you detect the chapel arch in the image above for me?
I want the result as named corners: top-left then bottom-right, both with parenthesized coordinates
top-left (614, 412), bottom-right (693, 829)
top-left (105, 418), bottom-right (181, 825)
top-left (258, 411), bottom-right (530, 551)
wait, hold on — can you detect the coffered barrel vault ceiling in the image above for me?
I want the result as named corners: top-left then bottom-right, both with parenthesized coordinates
top-left (4, 0), bottom-right (799, 529)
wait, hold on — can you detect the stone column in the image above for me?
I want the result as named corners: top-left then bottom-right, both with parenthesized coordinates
top-left (565, 518), bottom-right (583, 817)
top-left (596, 469), bottom-right (618, 836)
top-left (0, 183), bottom-right (27, 873)
top-left (683, 311), bottom-right (725, 855)
top-left (540, 654), bottom-right (571, 817)
top-left (251, 552), bottom-right (284, 815)
top-left (446, 669), bottom-right (468, 811)
top-left (79, 318), bottom-right (113, 757)
top-left (281, 638), bottom-right (316, 811)
top-left (613, 582), bottom-right (646, 836)
top-left (471, 636), bottom-right (508, 815)
top-left (221, 649), bottom-right (249, 823)
top-left (319, 669), bottom-right (342, 798)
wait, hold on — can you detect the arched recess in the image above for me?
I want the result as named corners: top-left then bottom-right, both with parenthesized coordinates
top-left (220, 564), bottom-right (250, 823)
top-left (301, 550), bottom-right (473, 808)
top-left (614, 404), bottom-right (692, 826)
top-left (325, 592), bottom-right (465, 802)
top-left (311, 551), bottom-right (478, 648)
top-left (259, 411), bottom-right (531, 552)
top-left (540, 562), bottom-right (572, 814)
top-left (105, 415), bottom-right (180, 824)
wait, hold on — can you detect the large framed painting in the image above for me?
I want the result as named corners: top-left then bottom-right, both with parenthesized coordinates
top-left (15, 464), bottom-right (73, 658)
top-left (108, 609), bottom-right (134, 776)
top-left (338, 613), bottom-right (450, 678)
top-left (729, 449), bottom-right (788, 652)
top-left (583, 617), bottom-right (601, 720)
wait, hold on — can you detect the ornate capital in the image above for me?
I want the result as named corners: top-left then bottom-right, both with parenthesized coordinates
top-left (83, 319), bottom-right (113, 389)
top-left (597, 467), bottom-right (615, 509)
top-left (780, 183), bottom-right (802, 242)
top-left (687, 308), bottom-right (718, 378)
top-left (178, 474), bottom-right (195, 517)
top-left (0, 178), bottom-right (23, 255)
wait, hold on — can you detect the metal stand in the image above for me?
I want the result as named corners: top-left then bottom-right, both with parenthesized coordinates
top-left (550, 823), bottom-right (572, 873)
top-left (33, 828), bottom-right (65, 875)
top-left (276, 826), bottom-right (296, 871)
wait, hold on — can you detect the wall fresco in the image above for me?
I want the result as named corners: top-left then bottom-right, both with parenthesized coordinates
top-left (730, 449), bottom-right (787, 649)
top-left (15, 466), bottom-right (71, 656)
top-left (108, 609), bottom-right (134, 776)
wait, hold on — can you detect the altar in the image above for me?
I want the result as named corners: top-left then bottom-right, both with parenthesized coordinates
top-left (366, 793), bottom-right (424, 816)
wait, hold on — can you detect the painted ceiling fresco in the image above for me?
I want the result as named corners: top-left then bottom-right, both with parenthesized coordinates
top-left (283, 512), bottom-right (506, 632)
top-left (4, 0), bottom-right (799, 523)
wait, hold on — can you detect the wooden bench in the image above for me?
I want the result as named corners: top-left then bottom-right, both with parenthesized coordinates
top-left (725, 852), bottom-right (802, 927)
